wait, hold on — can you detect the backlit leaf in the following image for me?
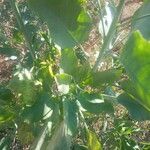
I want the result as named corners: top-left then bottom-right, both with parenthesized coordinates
top-left (60, 49), bottom-right (78, 76)
top-left (27, 0), bottom-right (91, 48)
top-left (121, 31), bottom-right (150, 110)
top-left (86, 129), bottom-right (102, 150)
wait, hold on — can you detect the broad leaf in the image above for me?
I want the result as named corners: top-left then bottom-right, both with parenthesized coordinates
top-left (0, 136), bottom-right (12, 150)
top-left (75, 63), bottom-right (91, 84)
top-left (118, 93), bottom-right (150, 121)
top-left (9, 68), bottom-right (36, 106)
top-left (46, 121), bottom-right (71, 150)
top-left (60, 49), bottom-right (78, 75)
top-left (21, 93), bottom-right (54, 123)
top-left (121, 31), bottom-right (150, 110)
top-left (56, 74), bottom-right (72, 85)
top-left (63, 99), bottom-right (78, 136)
top-left (27, 0), bottom-right (91, 48)
top-left (78, 93), bottom-right (114, 114)
top-left (0, 46), bottom-right (19, 57)
top-left (56, 73), bottom-right (72, 95)
top-left (73, 144), bottom-right (88, 150)
top-left (89, 69), bottom-right (121, 88)
top-left (37, 63), bottom-right (54, 91)
top-left (31, 124), bottom-right (51, 150)
top-left (0, 86), bottom-right (13, 102)
top-left (0, 106), bottom-right (14, 124)
top-left (86, 129), bottom-right (102, 150)
top-left (120, 80), bottom-right (140, 100)
top-left (131, 1), bottom-right (150, 40)
top-left (121, 136), bottom-right (140, 150)
top-left (9, 77), bottom-right (36, 106)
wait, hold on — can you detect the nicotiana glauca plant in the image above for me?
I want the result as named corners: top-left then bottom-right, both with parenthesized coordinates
top-left (0, 0), bottom-right (150, 149)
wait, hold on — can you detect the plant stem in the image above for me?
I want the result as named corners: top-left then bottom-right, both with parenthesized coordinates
top-left (97, 0), bottom-right (106, 38)
top-left (10, 0), bottom-right (35, 59)
top-left (93, 0), bottom-right (125, 71)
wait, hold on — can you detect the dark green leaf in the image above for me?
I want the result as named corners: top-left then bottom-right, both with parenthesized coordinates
top-left (0, 46), bottom-right (19, 57)
top-left (46, 121), bottom-right (71, 150)
top-left (121, 136), bottom-right (140, 150)
top-left (27, 0), bottom-right (91, 48)
top-left (0, 136), bottom-right (12, 150)
top-left (21, 93), bottom-right (55, 123)
top-left (131, 1), bottom-right (150, 40)
top-left (118, 93), bottom-right (150, 121)
top-left (63, 99), bottom-right (78, 135)
top-left (0, 86), bottom-right (13, 102)
top-left (120, 80), bottom-right (140, 100)
top-left (89, 69), bottom-right (121, 88)
top-left (78, 93), bottom-right (114, 114)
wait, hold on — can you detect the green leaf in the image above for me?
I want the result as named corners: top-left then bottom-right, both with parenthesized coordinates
top-left (46, 121), bottom-right (71, 150)
top-left (56, 74), bottom-right (72, 95)
top-left (121, 31), bottom-right (150, 110)
top-left (0, 46), bottom-right (19, 57)
top-left (21, 93), bottom-right (54, 123)
top-left (63, 99), bottom-right (78, 136)
top-left (37, 64), bottom-right (54, 91)
top-left (27, 0), bottom-right (91, 48)
top-left (31, 124), bottom-right (51, 150)
top-left (0, 136), bottom-right (12, 150)
top-left (120, 80), bottom-right (140, 100)
top-left (56, 74), bottom-right (72, 85)
top-left (0, 86), bottom-right (13, 102)
top-left (73, 144), bottom-right (88, 150)
top-left (75, 63), bottom-right (91, 84)
top-left (131, 1), bottom-right (150, 40)
top-left (78, 93), bottom-right (114, 114)
top-left (121, 136), bottom-right (140, 150)
top-left (60, 49), bottom-right (78, 75)
top-left (86, 129), bottom-right (102, 150)
top-left (9, 77), bottom-right (36, 106)
top-left (118, 93), bottom-right (150, 121)
top-left (0, 106), bottom-right (14, 124)
top-left (89, 69), bottom-right (121, 88)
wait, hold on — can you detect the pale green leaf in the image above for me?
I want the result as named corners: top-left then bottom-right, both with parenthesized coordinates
top-left (86, 130), bottom-right (102, 150)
